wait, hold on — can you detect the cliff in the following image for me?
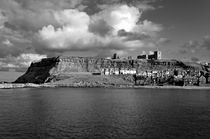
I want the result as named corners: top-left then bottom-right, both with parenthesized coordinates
top-left (14, 56), bottom-right (206, 84)
top-left (15, 56), bottom-right (103, 83)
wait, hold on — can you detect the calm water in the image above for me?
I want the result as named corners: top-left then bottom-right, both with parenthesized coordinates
top-left (0, 88), bottom-right (210, 138)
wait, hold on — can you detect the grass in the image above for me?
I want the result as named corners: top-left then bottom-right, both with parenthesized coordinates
top-left (52, 74), bottom-right (134, 87)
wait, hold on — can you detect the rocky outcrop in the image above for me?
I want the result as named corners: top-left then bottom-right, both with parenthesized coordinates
top-left (15, 57), bottom-right (58, 83)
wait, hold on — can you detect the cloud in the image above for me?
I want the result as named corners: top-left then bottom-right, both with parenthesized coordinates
top-left (36, 4), bottom-right (162, 56)
top-left (0, 0), bottom-right (84, 32)
top-left (54, 9), bottom-right (90, 27)
top-left (0, 27), bottom-right (33, 57)
top-left (0, 10), bottom-right (7, 29)
top-left (157, 37), bottom-right (171, 44)
top-left (2, 39), bottom-right (13, 47)
top-left (84, 0), bottom-right (159, 15)
top-left (117, 29), bottom-right (150, 41)
top-left (95, 5), bottom-right (141, 32)
top-left (0, 53), bottom-right (47, 70)
top-left (0, 0), bottom-right (163, 59)
top-left (181, 36), bottom-right (210, 54)
top-left (89, 19), bottom-right (113, 37)
top-left (135, 20), bottom-right (163, 36)
top-left (37, 9), bottom-right (96, 50)
top-left (15, 53), bottom-right (47, 67)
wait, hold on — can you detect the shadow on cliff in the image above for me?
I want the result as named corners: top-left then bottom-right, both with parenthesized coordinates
top-left (14, 57), bottom-right (58, 84)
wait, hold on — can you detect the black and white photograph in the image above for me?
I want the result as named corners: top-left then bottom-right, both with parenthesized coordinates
top-left (0, 0), bottom-right (210, 138)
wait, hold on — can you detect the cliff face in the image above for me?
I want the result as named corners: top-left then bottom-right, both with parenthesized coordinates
top-left (15, 56), bottom-right (203, 84)
top-left (15, 56), bottom-right (106, 83)
top-left (15, 57), bottom-right (58, 83)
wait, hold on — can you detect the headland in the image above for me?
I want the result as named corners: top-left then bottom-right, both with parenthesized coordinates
top-left (1, 53), bottom-right (210, 89)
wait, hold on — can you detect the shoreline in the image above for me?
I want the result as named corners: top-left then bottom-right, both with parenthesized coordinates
top-left (0, 83), bottom-right (210, 90)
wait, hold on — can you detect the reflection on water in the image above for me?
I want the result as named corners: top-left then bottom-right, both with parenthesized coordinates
top-left (0, 88), bottom-right (210, 138)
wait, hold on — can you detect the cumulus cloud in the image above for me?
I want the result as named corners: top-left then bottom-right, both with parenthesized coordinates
top-left (0, 0), bottom-right (163, 59)
top-left (95, 5), bottom-right (141, 32)
top-left (37, 9), bottom-right (96, 50)
top-left (36, 4), bottom-right (162, 56)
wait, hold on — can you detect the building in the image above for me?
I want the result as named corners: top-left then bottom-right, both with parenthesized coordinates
top-left (137, 54), bottom-right (147, 59)
top-left (155, 51), bottom-right (162, 60)
top-left (112, 53), bottom-right (120, 59)
top-left (148, 51), bottom-right (161, 60)
top-left (137, 51), bottom-right (147, 59)
top-left (137, 51), bottom-right (161, 60)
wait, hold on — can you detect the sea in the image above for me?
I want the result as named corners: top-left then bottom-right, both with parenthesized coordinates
top-left (0, 88), bottom-right (210, 138)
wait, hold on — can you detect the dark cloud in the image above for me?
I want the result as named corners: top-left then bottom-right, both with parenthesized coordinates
top-left (82, 0), bottom-right (158, 15)
top-left (89, 19), bottom-right (113, 37)
top-left (14, 0), bottom-right (83, 10)
top-left (118, 29), bottom-right (150, 41)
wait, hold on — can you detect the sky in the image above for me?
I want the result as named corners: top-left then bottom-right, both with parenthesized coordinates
top-left (0, 0), bottom-right (210, 70)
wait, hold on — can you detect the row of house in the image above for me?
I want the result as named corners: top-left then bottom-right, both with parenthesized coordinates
top-left (102, 68), bottom-right (136, 75)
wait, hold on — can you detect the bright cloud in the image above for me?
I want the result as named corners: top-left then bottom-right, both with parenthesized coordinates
top-left (98, 5), bottom-right (141, 32)
top-left (38, 9), bottom-right (96, 50)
